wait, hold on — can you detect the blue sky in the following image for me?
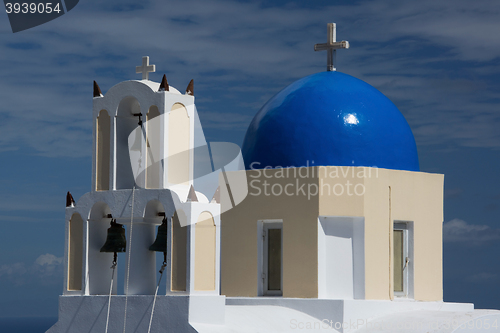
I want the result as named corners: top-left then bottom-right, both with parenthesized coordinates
top-left (0, 0), bottom-right (499, 318)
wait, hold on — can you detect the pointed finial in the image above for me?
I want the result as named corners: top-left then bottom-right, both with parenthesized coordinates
top-left (186, 184), bottom-right (198, 202)
top-left (211, 186), bottom-right (220, 204)
top-left (186, 79), bottom-right (194, 96)
top-left (66, 191), bottom-right (75, 207)
top-left (158, 74), bottom-right (169, 92)
top-left (93, 81), bottom-right (103, 97)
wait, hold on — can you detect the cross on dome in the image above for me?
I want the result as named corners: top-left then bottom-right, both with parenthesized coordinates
top-left (136, 56), bottom-right (156, 80)
top-left (314, 23), bottom-right (349, 72)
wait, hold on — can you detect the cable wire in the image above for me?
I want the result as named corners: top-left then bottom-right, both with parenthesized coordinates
top-left (147, 262), bottom-right (166, 333)
top-left (105, 260), bottom-right (117, 333)
top-left (122, 186), bottom-right (136, 333)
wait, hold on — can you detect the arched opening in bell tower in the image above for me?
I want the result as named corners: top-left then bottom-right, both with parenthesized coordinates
top-left (171, 209), bottom-right (187, 292)
top-left (96, 110), bottom-right (110, 191)
top-left (144, 200), bottom-right (167, 294)
top-left (168, 103), bottom-right (190, 186)
top-left (88, 202), bottom-right (120, 295)
top-left (68, 213), bottom-right (84, 291)
top-left (116, 96), bottom-right (142, 189)
top-left (146, 105), bottom-right (162, 189)
top-left (194, 211), bottom-right (216, 291)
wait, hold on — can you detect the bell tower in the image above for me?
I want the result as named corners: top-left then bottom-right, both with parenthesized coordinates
top-left (60, 58), bottom-right (224, 331)
top-left (92, 56), bottom-right (196, 192)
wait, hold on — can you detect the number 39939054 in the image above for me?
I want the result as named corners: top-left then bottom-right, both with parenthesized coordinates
top-left (5, 2), bottom-right (62, 14)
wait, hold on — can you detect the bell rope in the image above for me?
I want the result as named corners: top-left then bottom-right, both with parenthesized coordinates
top-left (104, 261), bottom-right (116, 333)
top-left (147, 260), bottom-right (167, 333)
top-left (122, 186), bottom-right (135, 333)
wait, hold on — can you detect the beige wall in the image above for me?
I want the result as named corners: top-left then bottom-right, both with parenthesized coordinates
top-left (220, 167), bottom-right (443, 301)
top-left (168, 103), bottom-right (190, 185)
top-left (221, 168), bottom-right (319, 298)
top-left (410, 172), bottom-right (443, 301)
top-left (317, 166), bottom-right (366, 217)
top-left (194, 212), bottom-right (216, 291)
top-left (363, 169), bottom-right (443, 301)
top-left (171, 211), bottom-right (187, 291)
top-left (362, 172), bottom-right (390, 300)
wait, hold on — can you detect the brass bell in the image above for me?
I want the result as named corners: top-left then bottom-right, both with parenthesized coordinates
top-left (100, 219), bottom-right (126, 253)
top-left (149, 218), bottom-right (168, 253)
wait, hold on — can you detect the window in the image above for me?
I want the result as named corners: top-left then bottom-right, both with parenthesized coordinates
top-left (393, 222), bottom-right (413, 298)
top-left (258, 221), bottom-right (283, 296)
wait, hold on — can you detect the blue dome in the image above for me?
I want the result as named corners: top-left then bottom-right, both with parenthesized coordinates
top-left (242, 71), bottom-right (419, 171)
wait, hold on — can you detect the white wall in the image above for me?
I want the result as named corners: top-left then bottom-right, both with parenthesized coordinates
top-left (318, 216), bottom-right (364, 300)
top-left (122, 220), bottom-right (156, 295)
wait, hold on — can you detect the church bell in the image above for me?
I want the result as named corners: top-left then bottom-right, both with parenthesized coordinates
top-left (100, 219), bottom-right (126, 253)
top-left (149, 217), bottom-right (168, 253)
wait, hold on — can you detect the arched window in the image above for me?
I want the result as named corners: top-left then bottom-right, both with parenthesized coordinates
top-left (194, 212), bottom-right (216, 291)
top-left (96, 110), bottom-right (110, 191)
top-left (168, 103), bottom-right (190, 186)
top-left (68, 213), bottom-right (84, 291)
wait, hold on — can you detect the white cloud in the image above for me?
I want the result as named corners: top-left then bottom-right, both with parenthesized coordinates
top-left (35, 253), bottom-right (63, 266)
top-left (444, 188), bottom-right (464, 199)
top-left (0, 262), bottom-right (27, 277)
top-left (1, 0), bottom-right (500, 156)
top-left (466, 272), bottom-right (498, 282)
top-left (199, 111), bottom-right (253, 130)
top-left (443, 219), bottom-right (500, 245)
top-left (0, 253), bottom-right (63, 286)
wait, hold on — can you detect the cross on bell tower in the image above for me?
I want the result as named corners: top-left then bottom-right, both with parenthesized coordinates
top-left (136, 56), bottom-right (156, 80)
top-left (314, 23), bottom-right (349, 72)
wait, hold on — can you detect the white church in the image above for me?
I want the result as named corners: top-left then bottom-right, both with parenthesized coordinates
top-left (47, 24), bottom-right (500, 333)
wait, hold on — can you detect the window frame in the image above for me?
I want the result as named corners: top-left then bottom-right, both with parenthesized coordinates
top-left (393, 221), bottom-right (414, 299)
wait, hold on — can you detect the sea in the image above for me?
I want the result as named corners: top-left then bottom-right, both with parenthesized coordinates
top-left (0, 317), bottom-right (57, 333)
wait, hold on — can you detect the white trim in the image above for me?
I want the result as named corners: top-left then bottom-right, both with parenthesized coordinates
top-left (394, 221), bottom-right (414, 299)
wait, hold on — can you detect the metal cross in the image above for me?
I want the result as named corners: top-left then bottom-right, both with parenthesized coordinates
top-left (314, 23), bottom-right (349, 71)
top-left (136, 56), bottom-right (156, 80)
